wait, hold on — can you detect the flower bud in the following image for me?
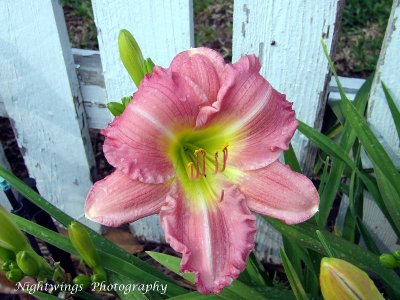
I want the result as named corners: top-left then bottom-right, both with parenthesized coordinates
top-left (393, 250), bottom-right (400, 261)
top-left (73, 274), bottom-right (92, 289)
top-left (68, 222), bottom-right (106, 278)
top-left (379, 253), bottom-right (399, 268)
top-left (118, 29), bottom-right (145, 87)
top-left (107, 102), bottom-right (125, 116)
top-left (6, 268), bottom-right (24, 282)
top-left (320, 257), bottom-right (383, 300)
top-left (1, 260), bottom-right (12, 271)
top-left (16, 251), bottom-right (40, 276)
top-left (0, 205), bottom-right (30, 252)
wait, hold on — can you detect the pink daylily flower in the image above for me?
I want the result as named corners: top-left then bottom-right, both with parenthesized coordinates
top-left (85, 48), bottom-right (319, 294)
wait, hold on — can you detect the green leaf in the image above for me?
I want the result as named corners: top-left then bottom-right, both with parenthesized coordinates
top-left (0, 167), bottom-right (183, 294)
top-left (266, 217), bottom-right (400, 297)
top-left (283, 143), bottom-right (301, 173)
top-left (297, 122), bottom-right (400, 236)
top-left (317, 75), bottom-right (373, 227)
top-left (168, 292), bottom-right (221, 299)
top-left (321, 39), bottom-right (400, 235)
top-left (243, 252), bottom-right (269, 287)
top-left (108, 272), bottom-right (149, 300)
top-left (107, 102), bottom-right (125, 116)
top-left (382, 81), bottom-right (400, 139)
top-left (32, 291), bottom-right (60, 300)
top-left (355, 217), bottom-right (380, 255)
top-left (146, 251), bottom-right (266, 300)
top-left (279, 248), bottom-right (308, 300)
top-left (12, 215), bottom-right (186, 297)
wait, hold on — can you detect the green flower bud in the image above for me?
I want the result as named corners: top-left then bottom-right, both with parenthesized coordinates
top-left (91, 273), bottom-right (107, 284)
top-left (68, 222), bottom-right (106, 278)
top-left (320, 257), bottom-right (383, 300)
top-left (73, 274), bottom-right (92, 289)
top-left (1, 260), bottom-right (13, 271)
top-left (393, 250), bottom-right (400, 261)
top-left (9, 261), bottom-right (19, 270)
top-left (0, 204), bottom-right (30, 252)
top-left (118, 29), bottom-right (145, 87)
top-left (379, 253), bottom-right (399, 268)
top-left (6, 268), bottom-right (24, 283)
top-left (107, 102), bottom-right (125, 116)
top-left (0, 247), bottom-right (15, 262)
top-left (16, 251), bottom-right (40, 276)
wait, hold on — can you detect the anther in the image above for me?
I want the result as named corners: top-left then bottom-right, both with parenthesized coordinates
top-left (213, 152), bottom-right (219, 174)
top-left (187, 162), bottom-right (195, 179)
top-left (220, 146), bottom-right (228, 172)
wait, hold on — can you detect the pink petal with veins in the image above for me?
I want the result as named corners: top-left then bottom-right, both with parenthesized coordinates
top-left (160, 183), bottom-right (256, 294)
top-left (85, 170), bottom-right (170, 227)
top-left (240, 160), bottom-right (319, 224)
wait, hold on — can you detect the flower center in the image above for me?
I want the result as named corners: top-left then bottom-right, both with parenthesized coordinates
top-left (167, 126), bottom-right (233, 205)
top-left (186, 146), bottom-right (228, 180)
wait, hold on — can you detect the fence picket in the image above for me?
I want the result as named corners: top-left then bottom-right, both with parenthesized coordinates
top-left (91, 0), bottom-right (194, 241)
top-left (232, 0), bottom-right (344, 262)
top-left (0, 1), bottom-right (97, 229)
top-left (367, 0), bottom-right (400, 168)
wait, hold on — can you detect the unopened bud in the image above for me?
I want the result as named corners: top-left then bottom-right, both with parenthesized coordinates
top-left (1, 260), bottom-right (12, 271)
top-left (6, 268), bottom-right (24, 283)
top-left (118, 29), bottom-right (145, 87)
top-left (68, 222), bottom-right (106, 278)
top-left (379, 253), bottom-right (399, 268)
top-left (393, 250), bottom-right (400, 261)
top-left (320, 257), bottom-right (383, 300)
top-left (16, 251), bottom-right (40, 276)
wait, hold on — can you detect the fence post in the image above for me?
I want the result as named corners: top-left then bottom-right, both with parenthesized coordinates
top-left (0, 1), bottom-right (97, 229)
top-left (232, 0), bottom-right (344, 262)
top-left (91, 0), bottom-right (194, 241)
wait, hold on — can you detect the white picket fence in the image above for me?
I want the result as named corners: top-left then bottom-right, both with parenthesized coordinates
top-left (0, 0), bottom-right (399, 262)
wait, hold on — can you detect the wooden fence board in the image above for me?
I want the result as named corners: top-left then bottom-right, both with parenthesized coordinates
top-left (232, 0), bottom-right (343, 262)
top-left (367, 0), bottom-right (400, 168)
top-left (0, 1), bottom-right (97, 228)
top-left (91, 0), bottom-right (194, 240)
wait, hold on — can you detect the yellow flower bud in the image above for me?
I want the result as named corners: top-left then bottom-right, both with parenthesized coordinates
top-left (320, 258), bottom-right (384, 300)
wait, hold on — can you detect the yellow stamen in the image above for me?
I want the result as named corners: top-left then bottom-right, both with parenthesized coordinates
top-left (213, 152), bottom-right (219, 174)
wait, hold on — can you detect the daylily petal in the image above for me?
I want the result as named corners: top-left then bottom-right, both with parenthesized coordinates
top-left (85, 170), bottom-right (170, 227)
top-left (197, 55), bottom-right (297, 170)
top-left (170, 47), bottom-right (225, 104)
top-left (239, 160), bottom-right (319, 224)
top-left (102, 67), bottom-right (204, 183)
top-left (160, 183), bottom-right (256, 294)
